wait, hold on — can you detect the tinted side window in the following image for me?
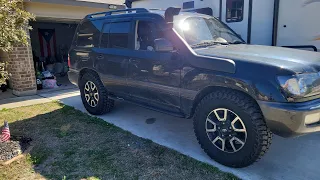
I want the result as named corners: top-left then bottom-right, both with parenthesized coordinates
top-left (109, 22), bottom-right (130, 49)
top-left (136, 21), bottom-right (164, 51)
top-left (100, 23), bottom-right (110, 48)
top-left (226, 0), bottom-right (244, 23)
top-left (77, 21), bottom-right (100, 47)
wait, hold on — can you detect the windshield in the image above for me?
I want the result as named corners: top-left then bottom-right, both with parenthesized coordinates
top-left (174, 16), bottom-right (244, 48)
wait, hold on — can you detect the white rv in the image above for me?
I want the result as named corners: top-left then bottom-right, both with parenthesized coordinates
top-left (130, 0), bottom-right (320, 52)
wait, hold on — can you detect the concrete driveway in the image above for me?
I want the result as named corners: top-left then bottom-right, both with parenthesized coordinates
top-left (40, 89), bottom-right (320, 180)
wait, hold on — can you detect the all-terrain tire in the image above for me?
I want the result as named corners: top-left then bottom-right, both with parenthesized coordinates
top-left (193, 90), bottom-right (272, 168)
top-left (79, 72), bottom-right (114, 115)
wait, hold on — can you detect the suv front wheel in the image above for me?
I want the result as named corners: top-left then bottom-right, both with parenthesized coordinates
top-left (193, 90), bottom-right (272, 168)
top-left (79, 72), bottom-right (114, 115)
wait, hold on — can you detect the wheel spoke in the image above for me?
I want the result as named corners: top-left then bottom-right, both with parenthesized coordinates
top-left (85, 83), bottom-right (90, 91)
top-left (90, 99), bottom-right (96, 107)
top-left (212, 136), bottom-right (225, 151)
top-left (206, 118), bottom-right (216, 132)
top-left (229, 139), bottom-right (237, 152)
top-left (231, 117), bottom-right (246, 132)
top-left (233, 137), bottom-right (245, 145)
top-left (90, 82), bottom-right (96, 91)
top-left (213, 109), bottom-right (227, 121)
top-left (85, 94), bottom-right (90, 102)
top-left (93, 93), bottom-right (99, 101)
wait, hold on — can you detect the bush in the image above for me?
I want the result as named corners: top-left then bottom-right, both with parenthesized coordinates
top-left (0, 0), bottom-right (34, 52)
top-left (0, 62), bottom-right (8, 84)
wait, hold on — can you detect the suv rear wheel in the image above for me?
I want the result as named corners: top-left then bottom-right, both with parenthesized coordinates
top-left (193, 90), bottom-right (272, 168)
top-left (79, 72), bottom-right (114, 115)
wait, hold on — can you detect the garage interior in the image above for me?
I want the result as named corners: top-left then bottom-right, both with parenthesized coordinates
top-left (29, 18), bottom-right (79, 92)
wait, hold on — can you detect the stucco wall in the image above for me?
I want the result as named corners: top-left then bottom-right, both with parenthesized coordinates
top-left (133, 0), bottom-right (184, 9)
top-left (24, 1), bottom-right (109, 20)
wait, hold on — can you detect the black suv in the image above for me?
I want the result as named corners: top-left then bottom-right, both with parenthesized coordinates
top-left (68, 8), bottom-right (320, 168)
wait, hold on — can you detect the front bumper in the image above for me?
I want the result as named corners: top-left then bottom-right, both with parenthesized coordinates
top-left (258, 98), bottom-right (320, 137)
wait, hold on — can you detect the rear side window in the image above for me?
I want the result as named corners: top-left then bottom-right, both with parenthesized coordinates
top-left (226, 0), bottom-right (244, 23)
top-left (109, 22), bottom-right (130, 49)
top-left (100, 23), bottom-right (110, 48)
top-left (77, 21), bottom-right (100, 47)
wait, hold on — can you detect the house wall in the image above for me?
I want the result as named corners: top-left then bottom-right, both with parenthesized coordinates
top-left (133, 0), bottom-right (184, 9)
top-left (24, 1), bottom-right (109, 20)
top-left (250, 0), bottom-right (274, 45)
top-left (6, 29), bottom-right (37, 96)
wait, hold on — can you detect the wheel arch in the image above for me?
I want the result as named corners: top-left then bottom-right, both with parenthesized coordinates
top-left (78, 68), bottom-right (100, 85)
top-left (188, 86), bottom-right (260, 118)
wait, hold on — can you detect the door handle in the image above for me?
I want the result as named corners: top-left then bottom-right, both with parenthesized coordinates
top-left (141, 70), bottom-right (149, 73)
top-left (97, 54), bottom-right (104, 60)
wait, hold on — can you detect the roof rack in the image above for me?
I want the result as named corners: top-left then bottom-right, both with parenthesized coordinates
top-left (85, 8), bottom-right (149, 19)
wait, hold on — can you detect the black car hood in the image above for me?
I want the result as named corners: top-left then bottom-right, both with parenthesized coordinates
top-left (194, 44), bottom-right (320, 74)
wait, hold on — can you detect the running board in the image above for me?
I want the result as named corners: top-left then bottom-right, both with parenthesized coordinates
top-left (108, 95), bottom-right (185, 118)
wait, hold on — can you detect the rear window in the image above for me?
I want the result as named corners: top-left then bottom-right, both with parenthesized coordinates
top-left (77, 21), bottom-right (100, 47)
top-left (109, 22), bottom-right (131, 49)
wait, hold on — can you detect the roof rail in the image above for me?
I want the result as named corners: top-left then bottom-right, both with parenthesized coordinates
top-left (85, 8), bottom-right (149, 19)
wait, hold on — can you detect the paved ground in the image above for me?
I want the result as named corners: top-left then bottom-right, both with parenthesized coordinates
top-left (0, 89), bottom-right (16, 100)
top-left (0, 95), bottom-right (52, 109)
top-left (3, 89), bottom-right (320, 180)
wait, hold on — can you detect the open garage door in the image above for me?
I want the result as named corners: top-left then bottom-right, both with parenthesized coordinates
top-left (29, 18), bottom-right (79, 92)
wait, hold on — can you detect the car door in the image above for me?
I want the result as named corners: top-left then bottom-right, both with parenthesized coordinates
top-left (94, 19), bottom-right (133, 97)
top-left (127, 19), bottom-right (181, 113)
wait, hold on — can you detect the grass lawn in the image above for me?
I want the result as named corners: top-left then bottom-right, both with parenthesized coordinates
top-left (0, 102), bottom-right (238, 180)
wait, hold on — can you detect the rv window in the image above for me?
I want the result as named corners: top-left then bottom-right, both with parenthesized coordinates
top-left (183, 1), bottom-right (195, 9)
top-left (226, 0), bottom-right (244, 23)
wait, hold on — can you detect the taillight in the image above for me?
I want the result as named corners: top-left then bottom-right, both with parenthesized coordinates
top-left (68, 54), bottom-right (71, 67)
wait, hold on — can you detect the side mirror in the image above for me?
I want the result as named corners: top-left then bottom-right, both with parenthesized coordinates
top-left (154, 38), bottom-right (174, 52)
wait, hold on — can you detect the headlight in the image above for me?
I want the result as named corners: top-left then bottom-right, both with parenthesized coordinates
top-left (278, 73), bottom-right (320, 98)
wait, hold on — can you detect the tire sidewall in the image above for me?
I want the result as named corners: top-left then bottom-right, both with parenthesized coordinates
top-left (194, 95), bottom-right (259, 166)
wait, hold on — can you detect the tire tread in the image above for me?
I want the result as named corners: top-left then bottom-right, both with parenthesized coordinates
top-left (80, 73), bottom-right (114, 115)
top-left (193, 90), bottom-right (272, 168)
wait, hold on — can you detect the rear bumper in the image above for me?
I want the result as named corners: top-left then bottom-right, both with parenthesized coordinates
top-left (68, 69), bottom-right (79, 87)
top-left (258, 99), bottom-right (320, 137)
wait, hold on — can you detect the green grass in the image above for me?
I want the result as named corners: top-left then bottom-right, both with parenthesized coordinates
top-left (0, 102), bottom-right (239, 180)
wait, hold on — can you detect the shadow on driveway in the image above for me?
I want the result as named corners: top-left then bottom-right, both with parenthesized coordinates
top-left (41, 90), bottom-right (320, 180)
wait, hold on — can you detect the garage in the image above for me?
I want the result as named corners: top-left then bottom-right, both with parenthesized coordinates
top-left (24, 1), bottom-right (124, 93)
top-left (1, 0), bottom-right (124, 96)
top-left (29, 19), bottom-right (78, 92)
